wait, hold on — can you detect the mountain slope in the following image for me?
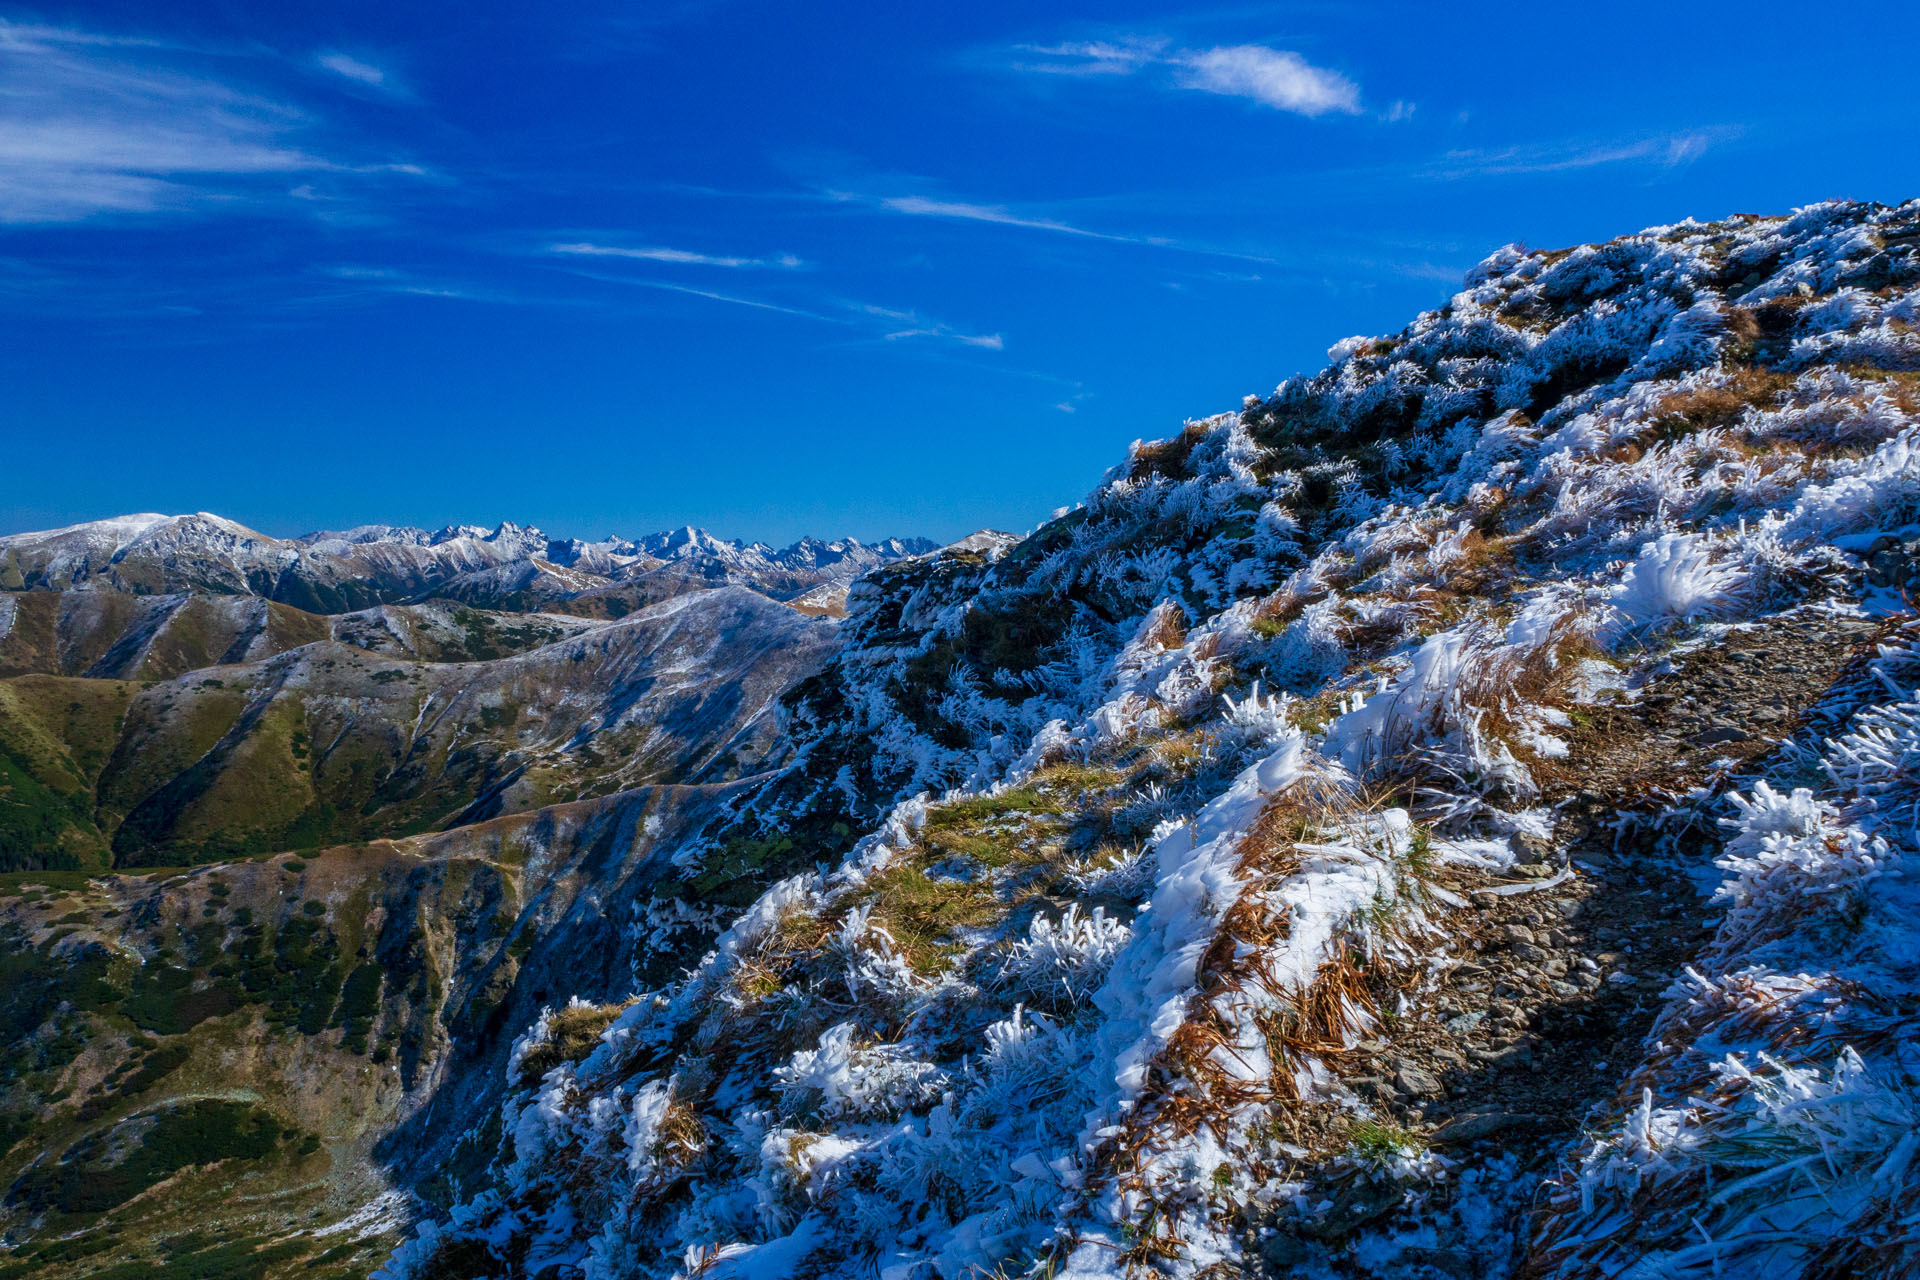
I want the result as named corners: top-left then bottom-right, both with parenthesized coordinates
top-left (376, 198), bottom-right (1920, 1280)
top-left (0, 587), bottom-right (847, 1275)
top-left (0, 587), bottom-right (836, 871)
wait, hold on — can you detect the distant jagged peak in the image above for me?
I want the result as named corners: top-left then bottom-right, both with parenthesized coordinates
top-left (636, 525), bottom-right (745, 562)
top-left (298, 523), bottom-right (438, 548)
top-left (430, 522), bottom-right (494, 544)
top-left (4, 515), bottom-right (927, 562)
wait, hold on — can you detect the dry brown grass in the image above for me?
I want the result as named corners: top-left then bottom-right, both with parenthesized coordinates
top-left (1651, 367), bottom-right (1796, 439)
top-left (1128, 422), bottom-right (1213, 481)
top-left (1336, 592), bottom-right (1441, 657)
top-left (1251, 588), bottom-right (1307, 640)
top-left (1439, 528), bottom-right (1518, 596)
top-left (1151, 729), bottom-right (1221, 779)
top-left (654, 1100), bottom-right (707, 1169)
top-left (1255, 945), bottom-right (1378, 1062)
top-left (727, 908), bottom-right (837, 1005)
top-left (516, 998), bottom-right (640, 1086)
top-left (1079, 781), bottom-right (1454, 1264)
top-left (1137, 605), bottom-right (1187, 652)
top-left (1358, 612), bottom-right (1610, 803)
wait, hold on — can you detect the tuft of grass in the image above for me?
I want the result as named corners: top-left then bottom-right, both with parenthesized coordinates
top-left (863, 865), bottom-right (1000, 973)
top-left (923, 786), bottom-right (1056, 829)
top-left (923, 827), bottom-right (1017, 867)
top-left (1651, 366), bottom-right (1795, 438)
top-left (514, 999), bottom-right (636, 1085)
top-left (733, 962), bottom-right (785, 1002)
top-left (1152, 730), bottom-right (1219, 777)
top-left (1347, 1118), bottom-right (1427, 1167)
top-left (1029, 760), bottom-right (1125, 795)
top-left (1405, 826), bottom-right (1436, 880)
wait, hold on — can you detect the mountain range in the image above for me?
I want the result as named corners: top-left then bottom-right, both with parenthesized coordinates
top-left (0, 513), bottom-right (937, 616)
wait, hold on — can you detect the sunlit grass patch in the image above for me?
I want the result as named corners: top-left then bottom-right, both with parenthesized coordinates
top-left (923, 785), bottom-right (1056, 829)
top-left (863, 864), bottom-right (1001, 973)
top-left (1346, 1117), bottom-right (1428, 1167)
top-left (515, 998), bottom-right (638, 1086)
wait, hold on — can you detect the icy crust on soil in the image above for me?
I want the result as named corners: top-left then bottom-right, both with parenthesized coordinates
top-left (382, 199), bottom-right (1920, 1278)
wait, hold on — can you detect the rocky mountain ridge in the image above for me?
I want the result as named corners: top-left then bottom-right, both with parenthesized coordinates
top-left (6, 197), bottom-right (1920, 1280)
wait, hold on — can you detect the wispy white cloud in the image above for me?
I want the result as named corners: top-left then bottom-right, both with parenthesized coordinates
top-left (558, 267), bottom-right (1006, 351)
top-left (629, 278), bottom-right (822, 317)
top-left (1170, 45), bottom-right (1360, 116)
top-left (867, 194), bottom-right (1139, 243)
top-left (316, 263), bottom-right (540, 303)
top-left (826, 183), bottom-right (1342, 270)
top-left (0, 21), bottom-right (425, 223)
top-left (317, 52), bottom-right (388, 88)
top-left (825, 188), bottom-right (1195, 253)
top-left (859, 303), bottom-right (1003, 349)
top-left (1422, 128), bottom-right (1740, 180)
top-left (1016, 37), bottom-right (1365, 118)
top-left (548, 241), bottom-right (805, 269)
top-left (887, 327), bottom-right (1003, 349)
top-left (1015, 38), bottom-right (1165, 77)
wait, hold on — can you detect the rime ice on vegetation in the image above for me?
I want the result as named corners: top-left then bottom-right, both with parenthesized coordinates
top-left (382, 200), bottom-right (1920, 1279)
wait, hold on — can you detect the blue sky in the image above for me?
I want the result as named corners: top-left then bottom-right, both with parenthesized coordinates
top-left (1, 2), bottom-right (1914, 545)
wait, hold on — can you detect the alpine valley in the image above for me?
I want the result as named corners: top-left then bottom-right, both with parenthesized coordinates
top-left (8, 198), bottom-right (1920, 1280)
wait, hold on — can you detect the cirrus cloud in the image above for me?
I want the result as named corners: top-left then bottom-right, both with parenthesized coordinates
top-left (0, 21), bottom-right (426, 224)
top-left (317, 52), bottom-right (388, 88)
top-left (1016, 37), bottom-right (1365, 118)
top-left (548, 241), bottom-right (805, 269)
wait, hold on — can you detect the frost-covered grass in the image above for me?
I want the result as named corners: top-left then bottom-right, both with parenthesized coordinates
top-left (380, 198), bottom-right (1920, 1280)
top-left (1529, 625), bottom-right (1920, 1278)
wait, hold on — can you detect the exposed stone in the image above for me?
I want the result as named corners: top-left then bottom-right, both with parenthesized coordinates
top-left (1469, 1043), bottom-right (1535, 1070)
top-left (1395, 1064), bottom-right (1444, 1098)
top-left (1259, 1231), bottom-right (1312, 1267)
top-left (1433, 1111), bottom-right (1544, 1143)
